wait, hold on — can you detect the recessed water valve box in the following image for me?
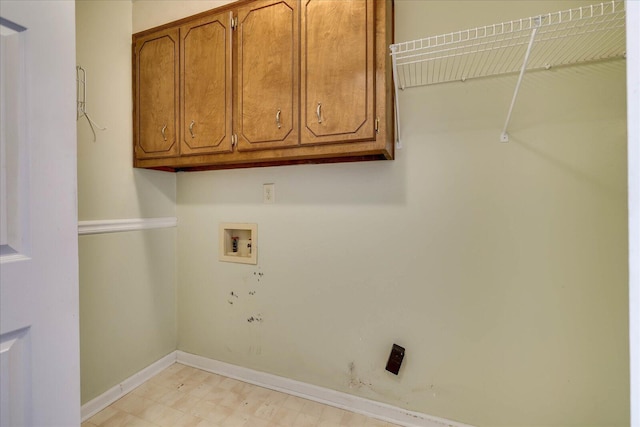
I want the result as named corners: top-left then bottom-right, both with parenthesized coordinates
top-left (219, 223), bottom-right (257, 264)
top-left (385, 343), bottom-right (405, 375)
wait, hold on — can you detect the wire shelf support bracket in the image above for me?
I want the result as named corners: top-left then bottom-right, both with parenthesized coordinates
top-left (500, 17), bottom-right (540, 143)
top-left (390, 44), bottom-right (402, 149)
top-left (389, 0), bottom-right (626, 144)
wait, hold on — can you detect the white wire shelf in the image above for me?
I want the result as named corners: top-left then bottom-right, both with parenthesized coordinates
top-left (389, 0), bottom-right (626, 144)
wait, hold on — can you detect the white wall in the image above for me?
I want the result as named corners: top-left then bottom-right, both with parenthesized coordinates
top-left (76, 0), bottom-right (177, 404)
top-left (168, 1), bottom-right (629, 426)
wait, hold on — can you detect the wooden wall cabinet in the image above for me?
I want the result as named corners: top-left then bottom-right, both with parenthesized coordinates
top-left (180, 12), bottom-right (233, 155)
top-left (301, 0), bottom-right (375, 146)
top-left (133, 0), bottom-right (394, 171)
top-left (134, 28), bottom-right (179, 159)
top-left (235, 0), bottom-right (299, 152)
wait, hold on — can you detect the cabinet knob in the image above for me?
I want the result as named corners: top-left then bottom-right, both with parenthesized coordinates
top-left (160, 124), bottom-right (167, 141)
top-left (316, 103), bottom-right (322, 124)
top-left (276, 109), bottom-right (281, 129)
top-left (189, 120), bottom-right (196, 138)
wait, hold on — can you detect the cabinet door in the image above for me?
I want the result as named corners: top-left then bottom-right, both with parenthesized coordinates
top-left (236, 0), bottom-right (299, 151)
top-left (134, 28), bottom-right (179, 159)
top-left (301, 0), bottom-right (375, 145)
top-left (181, 12), bottom-right (233, 155)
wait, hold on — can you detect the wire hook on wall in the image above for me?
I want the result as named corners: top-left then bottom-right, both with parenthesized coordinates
top-left (76, 65), bottom-right (106, 142)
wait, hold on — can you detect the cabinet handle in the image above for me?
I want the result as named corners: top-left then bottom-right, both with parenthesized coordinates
top-left (276, 109), bottom-right (281, 129)
top-left (316, 103), bottom-right (322, 123)
top-left (161, 124), bottom-right (167, 141)
top-left (189, 120), bottom-right (196, 138)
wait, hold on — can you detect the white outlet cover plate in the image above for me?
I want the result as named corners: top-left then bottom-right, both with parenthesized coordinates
top-left (263, 183), bottom-right (275, 204)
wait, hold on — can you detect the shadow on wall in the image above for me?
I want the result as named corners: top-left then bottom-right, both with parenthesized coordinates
top-left (133, 168), bottom-right (178, 216)
top-left (175, 156), bottom-right (407, 206)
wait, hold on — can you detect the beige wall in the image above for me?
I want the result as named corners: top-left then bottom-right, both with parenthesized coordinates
top-left (72, 0), bottom-right (631, 425)
top-left (170, 1), bottom-right (628, 426)
top-left (77, 1), bottom-right (176, 219)
top-left (78, 229), bottom-right (177, 403)
top-left (76, 0), bottom-right (177, 404)
top-left (132, 0), bottom-right (233, 33)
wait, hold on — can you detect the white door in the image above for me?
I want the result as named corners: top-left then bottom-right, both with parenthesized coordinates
top-left (0, 1), bottom-right (80, 426)
top-left (627, 2), bottom-right (640, 425)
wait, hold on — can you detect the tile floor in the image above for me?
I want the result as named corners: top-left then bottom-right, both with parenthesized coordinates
top-left (82, 363), bottom-right (402, 427)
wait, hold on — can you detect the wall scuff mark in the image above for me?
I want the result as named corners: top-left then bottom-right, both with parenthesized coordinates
top-left (227, 291), bottom-right (240, 305)
top-left (348, 362), bottom-right (372, 390)
top-left (247, 315), bottom-right (263, 323)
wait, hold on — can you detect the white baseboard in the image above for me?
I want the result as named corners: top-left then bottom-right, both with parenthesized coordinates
top-left (81, 350), bottom-right (472, 427)
top-left (80, 352), bottom-right (177, 421)
top-left (176, 351), bottom-right (473, 427)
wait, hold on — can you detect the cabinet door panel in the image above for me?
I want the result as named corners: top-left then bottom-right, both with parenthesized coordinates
top-left (301, 0), bottom-right (375, 145)
top-left (181, 13), bottom-right (233, 155)
top-left (135, 29), bottom-right (179, 159)
top-left (236, 0), bottom-right (298, 151)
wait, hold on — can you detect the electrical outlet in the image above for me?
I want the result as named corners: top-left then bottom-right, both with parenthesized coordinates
top-left (263, 183), bottom-right (275, 204)
top-left (385, 344), bottom-right (405, 375)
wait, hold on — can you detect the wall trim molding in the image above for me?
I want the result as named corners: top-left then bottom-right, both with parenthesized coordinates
top-left (78, 217), bottom-right (177, 235)
top-left (0, 253), bottom-right (30, 264)
top-left (80, 352), bottom-right (176, 421)
top-left (176, 351), bottom-right (474, 427)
